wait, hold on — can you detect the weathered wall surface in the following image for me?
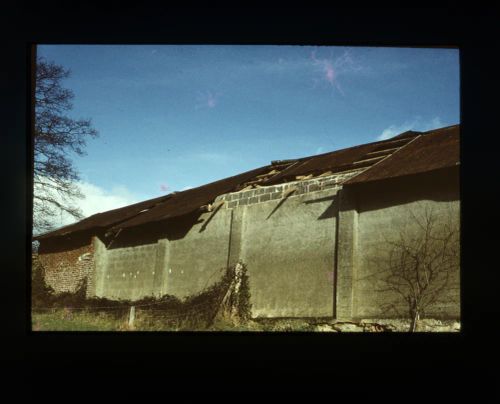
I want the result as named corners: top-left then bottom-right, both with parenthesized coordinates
top-left (38, 240), bottom-right (94, 294)
top-left (350, 169), bottom-right (460, 320)
top-left (86, 175), bottom-right (347, 305)
top-left (354, 200), bottom-right (460, 319)
top-left (93, 240), bottom-right (159, 301)
top-left (237, 188), bottom-right (338, 318)
top-left (38, 168), bottom-right (460, 322)
top-left (163, 209), bottom-right (232, 298)
top-left (90, 209), bottom-right (232, 301)
top-left (214, 171), bottom-right (362, 208)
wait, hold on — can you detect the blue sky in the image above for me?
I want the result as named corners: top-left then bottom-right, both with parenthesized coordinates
top-left (37, 45), bottom-right (459, 224)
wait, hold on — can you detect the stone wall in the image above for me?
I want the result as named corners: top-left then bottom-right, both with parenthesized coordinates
top-left (89, 209), bottom-right (232, 301)
top-left (342, 169), bottom-right (461, 320)
top-left (354, 199), bottom-right (460, 320)
top-left (85, 174), bottom-right (352, 304)
top-left (214, 171), bottom-right (363, 208)
top-left (312, 319), bottom-right (461, 332)
top-left (93, 241), bottom-right (159, 301)
top-left (163, 209), bottom-right (232, 298)
top-left (237, 187), bottom-right (339, 318)
top-left (37, 167), bottom-right (460, 322)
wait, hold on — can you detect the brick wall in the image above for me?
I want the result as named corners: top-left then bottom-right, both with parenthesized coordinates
top-left (214, 171), bottom-right (363, 208)
top-left (38, 239), bottom-right (95, 294)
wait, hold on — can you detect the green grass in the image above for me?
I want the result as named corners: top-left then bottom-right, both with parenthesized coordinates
top-left (31, 309), bottom-right (460, 332)
top-left (31, 309), bottom-right (323, 332)
top-left (32, 309), bottom-right (127, 331)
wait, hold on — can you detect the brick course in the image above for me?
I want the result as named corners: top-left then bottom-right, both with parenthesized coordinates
top-left (38, 240), bottom-right (95, 295)
top-left (214, 170), bottom-right (363, 208)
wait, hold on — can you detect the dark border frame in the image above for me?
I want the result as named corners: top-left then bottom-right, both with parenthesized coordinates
top-left (3, 6), bottom-right (496, 373)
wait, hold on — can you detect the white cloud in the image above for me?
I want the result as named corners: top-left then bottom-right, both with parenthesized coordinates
top-left (43, 181), bottom-right (140, 229)
top-left (377, 116), bottom-right (444, 141)
top-left (78, 182), bottom-right (139, 217)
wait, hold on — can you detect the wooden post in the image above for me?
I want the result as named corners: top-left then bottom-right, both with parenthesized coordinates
top-left (128, 306), bottom-right (135, 328)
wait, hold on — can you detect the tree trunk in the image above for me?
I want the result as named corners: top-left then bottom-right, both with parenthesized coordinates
top-left (409, 310), bottom-right (420, 332)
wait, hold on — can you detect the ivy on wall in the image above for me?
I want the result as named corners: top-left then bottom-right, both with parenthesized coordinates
top-left (32, 259), bottom-right (252, 329)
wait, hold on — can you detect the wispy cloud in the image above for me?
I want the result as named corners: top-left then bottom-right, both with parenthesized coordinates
top-left (159, 183), bottom-right (169, 192)
top-left (310, 49), bottom-right (362, 95)
top-left (196, 90), bottom-right (219, 109)
top-left (377, 116), bottom-right (444, 141)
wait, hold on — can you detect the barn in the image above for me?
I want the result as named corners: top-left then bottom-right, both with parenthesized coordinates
top-left (33, 124), bottom-right (460, 322)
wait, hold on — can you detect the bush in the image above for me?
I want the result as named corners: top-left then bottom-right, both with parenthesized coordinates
top-left (31, 262), bottom-right (253, 330)
top-left (31, 255), bottom-right (56, 308)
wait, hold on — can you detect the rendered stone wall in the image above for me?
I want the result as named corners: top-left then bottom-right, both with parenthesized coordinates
top-left (354, 199), bottom-right (460, 319)
top-left (89, 174), bottom-right (346, 304)
top-left (162, 209), bottom-right (232, 299)
top-left (90, 209), bottom-right (232, 301)
top-left (237, 187), bottom-right (339, 318)
top-left (350, 170), bottom-right (461, 320)
top-left (94, 242), bottom-right (159, 301)
top-left (38, 167), bottom-right (460, 323)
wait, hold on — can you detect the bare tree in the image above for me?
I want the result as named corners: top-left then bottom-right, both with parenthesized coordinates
top-left (33, 57), bottom-right (98, 234)
top-left (374, 204), bottom-right (460, 332)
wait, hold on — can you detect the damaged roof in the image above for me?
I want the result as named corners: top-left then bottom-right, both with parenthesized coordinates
top-left (34, 124), bottom-right (459, 240)
top-left (33, 194), bottom-right (173, 240)
top-left (259, 133), bottom-right (420, 185)
top-left (34, 165), bottom-right (272, 240)
top-left (344, 125), bottom-right (459, 185)
top-left (110, 165), bottom-right (273, 230)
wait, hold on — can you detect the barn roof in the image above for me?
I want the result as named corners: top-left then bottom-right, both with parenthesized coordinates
top-left (110, 165), bottom-right (272, 230)
top-left (34, 124), bottom-right (459, 240)
top-left (344, 125), bottom-right (460, 185)
top-left (33, 165), bottom-right (272, 240)
top-left (33, 194), bottom-right (172, 240)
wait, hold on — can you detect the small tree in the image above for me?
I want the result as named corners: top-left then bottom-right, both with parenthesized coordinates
top-left (375, 204), bottom-right (459, 332)
top-left (33, 57), bottom-right (98, 233)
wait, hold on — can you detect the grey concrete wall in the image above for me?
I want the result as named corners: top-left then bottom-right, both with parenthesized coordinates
top-left (335, 188), bottom-right (358, 320)
top-left (90, 175), bottom-right (344, 308)
top-left (349, 172), bottom-right (460, 320)
top-left (163, 209), bottom-right (232, 298)
top-left (91, 236), bottom-right (107, 298)
top-left (354, 199), bottom-right (460, 319)
top-left (87, 167), bottom-right (459, 322)
top-left (237, 188), bottom-right (339, 318)
top-left (94, 239), bottom-right (159, 301)
top-left (91, 209), bottom-right (232, 301)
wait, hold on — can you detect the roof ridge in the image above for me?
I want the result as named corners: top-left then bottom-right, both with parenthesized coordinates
top-left (421, 124), bottom-right (460, 134)
top-left (343, 134), bottom-right (423, 185)
top-left (34, 124), bottom-right (459, 240)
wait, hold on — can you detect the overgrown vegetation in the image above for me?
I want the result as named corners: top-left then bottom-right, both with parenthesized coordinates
top-left (31, 259), bottom-right (253, 331)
